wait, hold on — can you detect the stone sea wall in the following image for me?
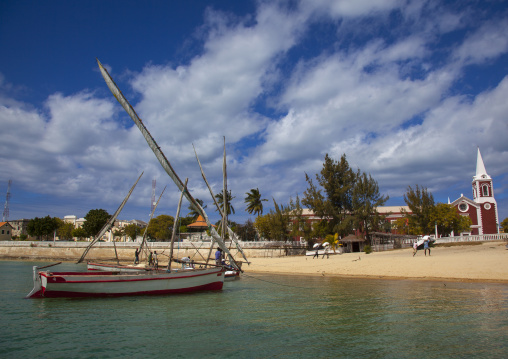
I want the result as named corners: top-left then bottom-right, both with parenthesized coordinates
top-left (0, 241), bottom-right (306, 261)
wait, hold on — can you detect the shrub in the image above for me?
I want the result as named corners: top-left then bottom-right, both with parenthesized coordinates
top-left (363, 244), bottom-right (373, 254)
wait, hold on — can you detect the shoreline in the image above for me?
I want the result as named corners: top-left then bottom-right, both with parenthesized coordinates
top-left (3, 241), bottom-right (506, 284)
top-left (244, 241), bottom-right (508, 284)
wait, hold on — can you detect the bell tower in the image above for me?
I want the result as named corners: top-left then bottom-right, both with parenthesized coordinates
top-left (472, 148), bottom-right (499, 234)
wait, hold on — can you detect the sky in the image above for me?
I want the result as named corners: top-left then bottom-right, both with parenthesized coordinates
top-left (1, 0), bottom-right (508, 227)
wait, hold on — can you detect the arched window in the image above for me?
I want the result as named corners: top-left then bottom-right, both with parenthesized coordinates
top-left (481, 184), bottom-right (489, 197)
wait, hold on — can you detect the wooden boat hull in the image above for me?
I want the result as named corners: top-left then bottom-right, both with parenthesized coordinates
top-left (224, 270), bottom-right (240, 281)
top-left (27, 266), bottom-right (225, 298)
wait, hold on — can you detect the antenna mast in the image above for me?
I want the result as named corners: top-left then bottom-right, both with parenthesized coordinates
top-left (3, 179), bottom-right (12, 222)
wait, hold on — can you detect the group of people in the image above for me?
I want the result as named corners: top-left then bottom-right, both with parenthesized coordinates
top-left (134, 249), bottom-right (158, 269)
top-left (312, 245), bottom-right (330, 259)
top-left (413, 239), bottom-right (431, 256)
top-left (132, 247), bottom-right (229, 270)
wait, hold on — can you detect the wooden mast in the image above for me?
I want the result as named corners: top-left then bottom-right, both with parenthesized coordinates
top-left (168, 178), bottom-right (188, 272)
top-left (77, 172), bottom-right (143, 264)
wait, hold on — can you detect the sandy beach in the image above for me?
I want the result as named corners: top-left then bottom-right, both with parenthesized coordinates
top-left (244, 241), bottom-right (508, 282)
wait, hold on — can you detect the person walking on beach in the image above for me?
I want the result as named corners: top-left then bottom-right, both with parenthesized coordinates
top-left (424, 240), bottom-right (431, 256)
top-left (322, 245), bottom-right (329, 259)
top-left (313, 246), bottom-right (320, 259)
top-left (413, 241), bottom-right (418, 257)
top-left (134, 248), bottom-right (139, 264)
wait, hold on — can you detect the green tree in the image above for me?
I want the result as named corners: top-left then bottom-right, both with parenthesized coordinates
top-left (501, 217), bottom-right (508, 233)
top-left (270, 198), bottom-right (293, 241)
top-left (187, 199), bottom-right (206, 219)
top-left (254, 213), bottom-right (272, 240)
top-left (352, 172), bottom-right (389, 243)
top-left (215, 190), bottom-right (235, 216)
top-left (235, 219), bottom-right (257, 241)
top-left (252, 197), bottom-right (302, 241)
top-left (403, 185), bottom-right (435, 234)
top-left (27, 216), bottom-right (60, 240)
top-left (82, 209), bottom-right (111, 238)
top-left (245, 188), bottom-right (268, 217)
top-left (288, 195), bottom-right (307, 241)
top-left (72, 227), bottom-right (87, 240)
top-left (302, 153), bottom-right (357, 237)
top-left (393, 217), bottom-right (409, 234)
top-left (429, 203), bottom-right (472, 236)
top-left (57, 221), bottom-right (75, 240)
top-left (124, 224), bottom-right (141, 241)
top-left (146, 215), bottom-right (174, 241)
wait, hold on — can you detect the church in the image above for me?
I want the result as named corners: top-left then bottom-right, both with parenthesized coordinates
top-left (450, 148), bottom-right (500, 235)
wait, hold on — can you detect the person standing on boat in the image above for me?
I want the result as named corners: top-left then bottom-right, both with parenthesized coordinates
top-left (153, 251), bottom-right (158, 269)
top-left (215, 248), bottom-right (223, 266)
top-left (134, 249), bottom-right (140, 264)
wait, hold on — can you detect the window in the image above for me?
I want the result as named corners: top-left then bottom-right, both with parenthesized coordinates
top-left (1, 230), bottom-right (3, 234)
top-left (482, 185), bottom-right (489, 197)
top-left (459, 203), bottom-right (468, 212)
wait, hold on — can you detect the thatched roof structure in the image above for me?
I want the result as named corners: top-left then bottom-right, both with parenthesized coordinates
top-left (187, 215), bottom-right (208, 228)
top-left (339, 235), bottom-right (365, 242)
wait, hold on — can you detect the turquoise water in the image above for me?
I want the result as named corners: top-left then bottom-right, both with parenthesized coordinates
top-left (1, 261), bottom-right (507, 358)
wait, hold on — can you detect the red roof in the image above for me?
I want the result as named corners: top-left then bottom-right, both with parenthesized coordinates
top-left (187, 215), bottom-right (208, 228)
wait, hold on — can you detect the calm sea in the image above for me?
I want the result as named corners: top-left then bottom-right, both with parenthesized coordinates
top-left (0, 260), bottom-right (507, 359)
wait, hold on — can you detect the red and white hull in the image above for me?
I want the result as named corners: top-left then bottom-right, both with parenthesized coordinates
top-left (27, 266), bottom-right (225, 298)
top-left (224, 270), bottom-right (240, 281)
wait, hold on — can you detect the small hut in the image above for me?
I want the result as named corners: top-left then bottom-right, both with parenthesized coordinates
top-left (339, 235), bottom-right (365, 253)
top-left (187, 215), bottom-right (208, 232)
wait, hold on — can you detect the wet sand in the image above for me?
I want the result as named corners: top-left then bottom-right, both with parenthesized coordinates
top-left (244, 241), bottom-right (508, 282)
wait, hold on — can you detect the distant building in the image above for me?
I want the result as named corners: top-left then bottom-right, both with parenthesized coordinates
top-left (450, 148), bottom-right (499, 235)
top-left (9, 219), bottom-right (30, 238)
top-left (62, 215), bottom-right (147, 241)
top-left (0, 222), bottom-right (13, 240)
top-left (295, 206), bottom-right (410, 239)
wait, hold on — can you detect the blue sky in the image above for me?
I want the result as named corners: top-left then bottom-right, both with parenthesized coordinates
top-left (1, 0), bottom-right (507, 226)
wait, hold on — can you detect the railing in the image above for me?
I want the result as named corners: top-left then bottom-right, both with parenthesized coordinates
top-left (435, 233), bottom-right (508, 243)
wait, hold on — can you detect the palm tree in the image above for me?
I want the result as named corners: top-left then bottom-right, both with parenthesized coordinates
top-left (187, 198), bottom-right (206, 219)
top-left (215, 190), bottom-right (235, 216)
top-left (245, 188), bottom-right (268, 217)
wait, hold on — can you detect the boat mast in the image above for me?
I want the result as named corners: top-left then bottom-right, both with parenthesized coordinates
top-left (96, 58), bottom-right (240, 270)
top-left (77, 172), bottom-right (143, 264)
top-left (222, 137), bottom-right (228, 247)
top-left (192, 144), bottom-right (249, 264)
top-left (168, 178), bottom-right (188, 272)
top-left (138, 186), bottom-right (166, 262)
